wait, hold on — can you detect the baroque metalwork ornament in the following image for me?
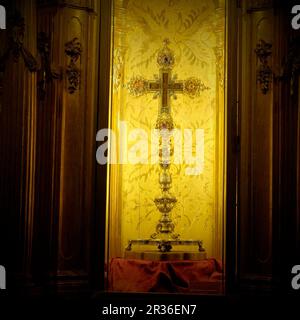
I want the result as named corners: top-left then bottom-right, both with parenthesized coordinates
top-left (126, 75), bottom-right (149, 97)
top-left (255, 39), bottom-right (273, 94)
top-left (183, 77), bottom-right (209, 98)
top-left (125, 39), bottom-right (209, 253)
top-left (37, 32), bottom-right (61, 100)
top-left (156, 38), bottom-right (175, 69)
top-left (64, 37), bottom-right (82, 94)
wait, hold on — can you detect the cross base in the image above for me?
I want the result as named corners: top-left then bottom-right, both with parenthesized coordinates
top-left (125, 239), bottom-right (205, 253)
top-left (124, 239), bottom-right (206, 261)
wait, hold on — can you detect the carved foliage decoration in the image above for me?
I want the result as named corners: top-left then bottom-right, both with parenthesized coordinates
top-left (37, 32), bottom-right (61, 100)
top-left (9, 13), bottom-right (38, 71)
top-left (0, 11), bottom-right (37, 72)
top-left (0, 11), bottom-right (38, 97)
top-left (255, 39), bottom-right (272, 94)
top-left (64, 37), bottom-right (82, 94)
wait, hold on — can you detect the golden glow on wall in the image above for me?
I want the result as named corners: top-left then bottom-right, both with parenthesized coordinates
top-left (108, 0), bottom-right (226, 259)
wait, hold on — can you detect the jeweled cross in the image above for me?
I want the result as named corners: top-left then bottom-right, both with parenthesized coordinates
top-left (125, 39), bottom-right (209, 249)
top-left (127, 38), bottom-right (209, 122)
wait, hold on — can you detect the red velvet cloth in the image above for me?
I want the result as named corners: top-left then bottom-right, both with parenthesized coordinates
top-left (109, 258), bottom-right (223, 293)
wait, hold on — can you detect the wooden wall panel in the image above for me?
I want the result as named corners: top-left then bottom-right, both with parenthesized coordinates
top-left (0, 0), bottom-right (37, 289)
top-left (57, 4), bottom-right (98, 280)
top-left (32, 5), bottom-right (62, 284)
top-left (239, 1), bottom-right (275, 281)
top-left (32, 0), bottom-right (99, 292)
top-left (278, 28), bottom-right (300, 290)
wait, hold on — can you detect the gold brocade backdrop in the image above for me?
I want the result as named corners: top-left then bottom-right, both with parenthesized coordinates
top-left (108, 0), bottom-right (226, 259)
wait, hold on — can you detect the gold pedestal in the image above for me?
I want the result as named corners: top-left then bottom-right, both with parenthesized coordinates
top-left (125, 250), bottom-right (207, 261)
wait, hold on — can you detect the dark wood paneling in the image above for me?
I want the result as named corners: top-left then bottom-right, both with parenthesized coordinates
top-left (32, 6), bottom-right (62, 284)
top-left (0, 0), bottom-right (37, 290)
top-left (238, 3), bottom-right (275, 282)
top-left (278, 26), bottom-right (300, 291)
top-left (32, 0), bottom-right (99, 292)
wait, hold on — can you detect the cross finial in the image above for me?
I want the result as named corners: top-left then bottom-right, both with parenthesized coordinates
top-left (157, 39), bottom-right (174, 69)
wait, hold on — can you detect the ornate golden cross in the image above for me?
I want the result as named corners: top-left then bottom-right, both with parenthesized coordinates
top-left (127, 39), bottom-right (209, 120)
